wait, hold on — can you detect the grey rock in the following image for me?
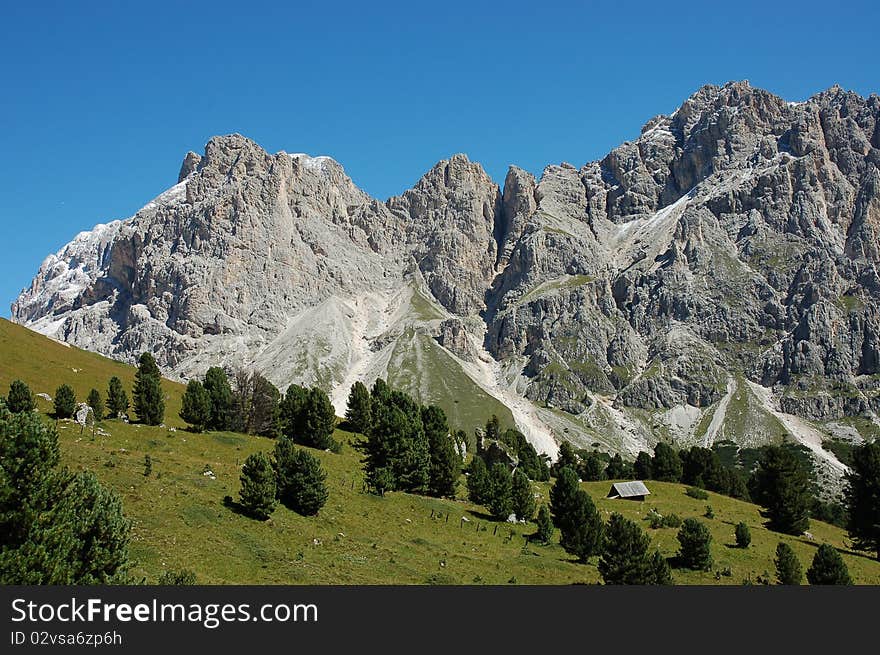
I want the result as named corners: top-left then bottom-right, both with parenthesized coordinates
top-left (13, 82), bottom-right (880, 487)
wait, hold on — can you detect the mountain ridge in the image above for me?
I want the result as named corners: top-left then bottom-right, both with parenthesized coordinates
top-left (12, 81), bottom-right (880, 493)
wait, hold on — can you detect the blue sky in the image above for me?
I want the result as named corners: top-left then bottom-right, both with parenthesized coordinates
top-left (1, 0), bottom-right (877, 316)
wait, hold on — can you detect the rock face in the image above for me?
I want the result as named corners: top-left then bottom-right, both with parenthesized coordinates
top-left (13, 82), bottom-right (880, 490)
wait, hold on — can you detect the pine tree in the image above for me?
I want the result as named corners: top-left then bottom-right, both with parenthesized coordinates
top-left (247, 373), bottom-right (282, 438)
top-left (180, 380), bottom-right (212, 432)
top-left (844, 441), bottom-right (880, 560)
top-left (511, 469), bottom-right (536, 521)
top-left (0, 405), bottom-right (130, 584)
top-left (485, 463), bottom-right (513, 520)
top-left (599, 513), bottom-right (660, 584)
top-left (299, 387), bottom-right (339, 451)
top-left (239, 452), bottom-right (277, 520)
top-left (605, 453), bottom-right (630, 480)
top-left (485, 414), bottom-right (501, 443)
top-left (579, 451), bottom-right (606, 481)
top-left (345, 381), bottom-right (372, 434)
top-left (203, 367), bottom-right (233, 431)
top-left (535, 505), bottom-right (553, 544)
top-left (634, 451), bottom-right (653, 480)
top-left (106, 376), bottom-right (129, 419)
top-left (648, 550), bottom-right (673, 585)
top-left (370, 378), bottom-right (390, 405)
top-left (676, 518), bottom-right (713, 571)
top-left (552, 441), bottom-right (579, 478)
top-left (652, 442), bottom-right (682, 482)
top-left (735, 522), bottom-right (751, 548)
top-left (774, 542), bottom-right (802, 585)
top-left (6, 380), bottom-right (35, 414)
top-left (681, 446), bottom-right (727, 492)
top-left (54, 384), bottom-right (76, 419)
top-left (560, 489), bottom-right (604, 562)
top-left (280, 384), bottom-right (308, 438)
top-left (751, 445), bottom-right (811, 535)
top-left (549, 467), bottom-right (581, 533)
top-left (272, 439), bottom-right (328, 516)
top-left (133, 353), bottom-right (164, 426)
top-left (500, 428), bottom-right (548, 481)
top-left (0, 401), bottom-right (59, 546)
top-left (422, 405), bottom-right (459, 498)
top-left (806, 544), bottom-right (851, 585)
top-left (87, 388), bottom-right (104, 421)
top-left (362, 391), bottom-right (428, 494)
top-left (467, 456), bottom-right (489, 505)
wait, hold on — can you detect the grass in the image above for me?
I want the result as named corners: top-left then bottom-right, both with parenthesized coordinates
top-left (386, 328), bottom-right (515, 433)
top-left (0, 318), bottom-right (186, 427)
top-left (516, 274), bottom-right (595, 306)
top-left (407, 287), bottom-right (446, 321)
top-left (721, 375), bottom-right (789, 446)
top-left (3, 318), bottom-right (880, 584)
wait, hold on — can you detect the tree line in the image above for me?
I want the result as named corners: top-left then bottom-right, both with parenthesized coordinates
top-left (5, 353), bottom-right (164, 425)
top-left (348, 379), bottom-right (464, 499)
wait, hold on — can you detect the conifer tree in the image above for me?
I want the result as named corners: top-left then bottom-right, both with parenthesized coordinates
top-left (844, 441), bottom-right (880, 560)
top-left (552, 441), bottom-right (579, 478)
top-left (651, 442), bottom-right (682, 482)
top-left (549, 467), bottom-right (580, 532)
top-left (6, 380), bottom-right (35, 414)
top-left (467, 455), bottom-right (489, 505)
top-left (648, 550), bottom-right (673, 585)
top-left (579, 451), bottom-right (606, 481)
top-left (806, 544), bottom-right (851, 585)
top-left (370, 378), bottom-right (390, 404)
top-left (605, 453), bottom-right (630, 480)
top-left (180, 380), bottom-right (212, 432)
top-left (0, 405), bottom-right (130, 583)
top-left (485, 414), bottom-right (501, 443)
top-left (106, 376), bottom-right (129, 418)
top-left (273, 439), bottom-right (328, 516)
top-left (345, 381), bottom-right (372, 434)
top-left (87, 388), bottom-right (104, 421)
top-left (54, 384), bottom-right (76, 419)
top-left (561, 489), bottom-right (604, 562)
top-left (751, 445), bottom-right (811, 535)
top-left (774, 542), bottom-right (802, 585)
top-left (239, 452), bottom-right (277, 520)
top-left (247, 373), bottom-right (282, 438)
top-left (485, 463), bottom-right (513, 520)
top-left (422, 405), bottom-right (459, 498)
top-left (133, 353), bottom-right (164, 425)
top-left (534, 505), bottom-right (553, 544)
top-left (676, 518), bottom-right (713, 571)
top-left (203, 367), bottom-right (233, 431)
top-left (634, 451), bottom-right (653, 480)
top-left (298, 387), bottom-right (339, 451)
top-left (362, 391), bottom-right (428, 494)
top-left (735, 522), bottom-right (751, 548)
top-left (511, 469), bottom-right (536, 521)
top-left (280, 384), bottom-right (308, 438)
top-left (599, 513), bottom-right (661, 584)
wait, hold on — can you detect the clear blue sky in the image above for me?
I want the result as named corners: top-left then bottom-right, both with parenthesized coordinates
top-left (1, 0), bottom-right (877, 316)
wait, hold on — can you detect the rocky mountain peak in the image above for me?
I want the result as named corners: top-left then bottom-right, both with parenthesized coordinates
top-left (13, 82), bottom-right (880, 487)
top-left (178, 151), bottom-right (202, 183)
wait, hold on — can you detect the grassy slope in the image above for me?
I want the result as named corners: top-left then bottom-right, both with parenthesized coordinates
top-left (2, 318), bottom-right (880, 584)
top-left (0, 318), bottom-right (186, 427)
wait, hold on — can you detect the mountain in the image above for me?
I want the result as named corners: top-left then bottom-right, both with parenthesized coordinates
top-left (3, 315), bottom-right (879, 584)
top-left (13, 81), bottom-right (880, 493)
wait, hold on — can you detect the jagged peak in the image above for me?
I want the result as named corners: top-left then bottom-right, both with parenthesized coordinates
top-left (409, 153), bottom-right (497, 192)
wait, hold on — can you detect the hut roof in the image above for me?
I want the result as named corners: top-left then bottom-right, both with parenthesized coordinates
top-left (607, 481), bottom-right (651, 498)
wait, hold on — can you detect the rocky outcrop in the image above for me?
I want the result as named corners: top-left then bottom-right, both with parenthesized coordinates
top-left (12, 82), bottom-right (880, 476)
